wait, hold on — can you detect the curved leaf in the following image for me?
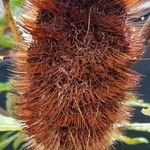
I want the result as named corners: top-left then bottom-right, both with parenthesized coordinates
top-left (0, 115), bottom-right (22, 131)
top-left (119, 135), bottom-right (149, 145)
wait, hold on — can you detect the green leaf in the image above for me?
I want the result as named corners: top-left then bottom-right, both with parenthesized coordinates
top-left (11, 0), bottom-right (23, 8)
top-left (0, 115), bottom-right (22, 131)
top-left (6, 92), bottom-right (17, 114)
top-left (0, 132), bottom-right (13, 142)
top-left (119, 135), bottom-right (149, 145)
top-left (125, 123), bottom-right (150, 133)
top-left (10, 0), bottom-right (24, 16)
top-left (0, 133), bottom-right (18, 150)
top-left (0, 35), bottom-right (15, 48)
top-left (0, 15), bottom-right (8, 26)
top-left (13, 133), bottom-right (25, 150)
top-left (142, 108), bottom-right (150, 116)
top-left (126, 99), bottom-right (150, 108)
top-left (0, 82), bottom-right (12, 92)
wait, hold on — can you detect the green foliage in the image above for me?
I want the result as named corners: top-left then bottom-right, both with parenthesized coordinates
top-left (12, 133), bottom-right (25, 150)
top-left (11, 0), bottom-right (23, 8)
top-left (0, 115), bottom-right (22, 131)
top-left (0, 0), bottom-right (22, 48)
top-left (0, 15), bottom-right (8, 26)
top-left (0, 133), bottom-right (18, 150)
top-left (10, 0), bottom-right (24, 17)
top-left (126, 123), bottom-right (150, 133)
top-left (0, 132), bottom-right (24, 150)
top-left (0, 35), bottom-right (15, 48)
top-left (142, 107), bottom-right (150, 116)
top-left (6, 92), bottom-right (17, 114)
top-left (0, 82), bottom-right (12, 92)
top-left (126, 99), bottom-right (150, 108)
top-left (119, 135), bottom-right (149, 145)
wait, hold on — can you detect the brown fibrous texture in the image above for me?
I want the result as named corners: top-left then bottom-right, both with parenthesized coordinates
top-left (11, 0), bottom-right (148, 150)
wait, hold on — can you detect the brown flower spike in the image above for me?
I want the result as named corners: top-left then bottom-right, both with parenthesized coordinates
top-left (11, 0), bottom-right (149, 150)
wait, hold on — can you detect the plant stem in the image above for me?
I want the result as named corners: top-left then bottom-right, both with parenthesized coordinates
top-left (2, 0), bottom-right (21, 42)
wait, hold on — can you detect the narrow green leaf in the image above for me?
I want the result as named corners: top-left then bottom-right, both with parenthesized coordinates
top-left (0, 134), bottom-right (18, 150)
top-left (119, 135), bottom-right (149, 145)
top-left (0, 132), bottom-right (13, 141)
top-left (0, 115), bottom-right (22, 131)
top-left (142, 108), bottom-right (150, 116)
top-left (125, 123), bottom-right (150, 133)
top-left (0, 15), bottom-right (8, 26)
top-left (126, 99), bottom-right (150, 108)
top-left (10, 0), bottom-right (24, 16)
top-left (0, 82), bottom-right (12, 92)
top-left (6, 92), bottom-right (17, 114)
top-left (0, 35), bottom-right (15, 48)
top-left (0, 26), bottom-right (4, 35)
top-left (13, 133), bottom-right (25, 150)
top-left (11, 0), bottom-right (23, 7)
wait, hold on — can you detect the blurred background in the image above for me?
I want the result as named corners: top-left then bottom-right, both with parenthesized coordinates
top-left (0, 0), bottom-right (150, 150)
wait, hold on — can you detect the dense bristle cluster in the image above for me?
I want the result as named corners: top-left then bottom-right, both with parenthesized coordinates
top-left (11, 0), bottom-right (147, 150)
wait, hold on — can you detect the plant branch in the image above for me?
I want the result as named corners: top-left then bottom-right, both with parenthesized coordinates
top-left (2, 0), bottom-right (21, 42)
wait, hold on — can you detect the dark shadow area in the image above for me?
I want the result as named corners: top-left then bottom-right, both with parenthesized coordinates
top-left (117, 47), bottom-right (150, 150)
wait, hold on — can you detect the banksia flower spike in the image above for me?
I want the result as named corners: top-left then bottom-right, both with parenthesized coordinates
top-left (11, 0), bottom-right (149, 150)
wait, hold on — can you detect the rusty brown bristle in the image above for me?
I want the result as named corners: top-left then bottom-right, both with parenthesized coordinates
top-left (11, 0), bottom-right (148, 150)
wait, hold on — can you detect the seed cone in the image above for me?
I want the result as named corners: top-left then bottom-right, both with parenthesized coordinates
top-left (11, 0), bottom-right (147, 150)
